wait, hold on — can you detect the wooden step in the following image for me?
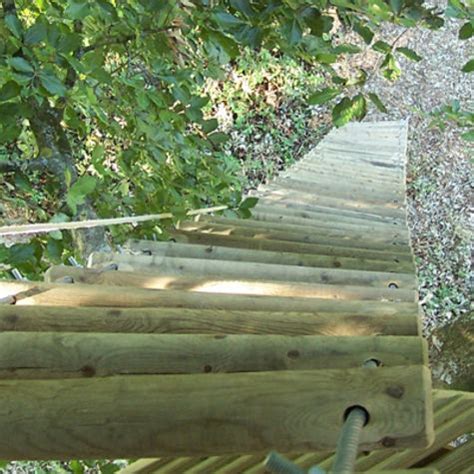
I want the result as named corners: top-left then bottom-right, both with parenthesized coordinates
top-left (0, 366), bottom-right (433, 459)
top-left (0, 333), bottom-right (427, 379)
top-left (88, 252), bottom-right (416, 289)
top-left (44, 266), bottom-right (417, 302)
top-left (1, 280), bottom-right (419, 313)
top-left (171, 230), bottom-right (414, 263)
top-left (125, 239), bottom-right (415, 273)
top-left (0, 305), bottom-right (421, 336)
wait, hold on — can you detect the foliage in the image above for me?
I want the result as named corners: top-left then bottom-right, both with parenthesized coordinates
top-left (204, 46), bottom-right (329, 187)
top-left (429, 100), bottom-right (474, 142)
top-left (0, 0), bottom-right (447, 277)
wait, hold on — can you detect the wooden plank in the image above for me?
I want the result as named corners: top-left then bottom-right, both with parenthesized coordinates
top-left (44, 266), bottom-right (417, 302)
top-left (171, 231), bottom-right (414, 264)
top-left (428, 439), bottom-right (474, 474)
top-left (0, 333), bottom-right (426, 379)
top-left (258, 186), bottom-right (406, 218)
top-left (125, 239), bottom-right (415, 274)
top-left (354, 390), bottom-right (474, 471)
top-left (202, 216), bottom-right (410, 242)
top-left (0, 366), bottom-right (433, 459)
top-left (0, 305), bottom-right (420, 336)
top-left (251, 199), bottom-right (406, 226)
top-left (271, 178), bottom-right (404, 203)
top-left (250, 205), bottom-right (406, 230)
top-left (177, 221), bottom-right (411, 252)
top-left (0, 281), bottom-right (419, 313)
top-left (88, 253), bottom-right (416, 289)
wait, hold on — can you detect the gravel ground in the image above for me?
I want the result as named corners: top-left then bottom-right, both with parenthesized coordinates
top-left (335, 6), bottom-right (473, 387)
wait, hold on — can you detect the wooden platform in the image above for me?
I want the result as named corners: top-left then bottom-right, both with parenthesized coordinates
top-left (0, 121), bottom-right (450, 468)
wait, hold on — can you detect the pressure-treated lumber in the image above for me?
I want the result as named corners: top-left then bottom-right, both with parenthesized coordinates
top-left (88, 252), bottom-right (416, 289)
top-left (125, 239), bottom-right (414, 273)
top-left (0, 305), bottom-right (420, 336)
top-left (252, 200), bottom-right (406, 226)
top-left (0, 333), bottom-right (426, 379)
top-left (353, 390), bottom-right (474, 471)
top-left (0, 366), bottom-right (433, 459)
top-left (171, 230), bottom-right (414, 263)
top-left (428, 439), bottom-right (473, 474)
top-left (256, 186), bottom-right (406, 218)
top-left (177, 220), bottom-right (411, 252)
top-left (0, 281), bottom-right (420, 313)
top-left (44, 266), bottom-right (417, 302)
top-left (118, 389), bottom-right (471, 474)
top-left (201, 215), bottom-right (410, 240)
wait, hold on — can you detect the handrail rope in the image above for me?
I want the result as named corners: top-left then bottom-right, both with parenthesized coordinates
top-left (0, 205), bottom-right (228, 237)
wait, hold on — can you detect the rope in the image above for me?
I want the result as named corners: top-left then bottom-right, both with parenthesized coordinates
top-left (0, 205), bottom-right (228, 237)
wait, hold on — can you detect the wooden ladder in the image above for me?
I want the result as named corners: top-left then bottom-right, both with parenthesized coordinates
top-left (0, 120), bottom-right (434, 464)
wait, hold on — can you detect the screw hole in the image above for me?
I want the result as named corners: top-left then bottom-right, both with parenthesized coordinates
top-left (364, 358), bottom-right (383, 367)
top-left (388, 282), bottom-right (399, 289)
top-left (394, 258), bottom-right (400, 263)
top-left (343, 405), bottom-right (370, 426)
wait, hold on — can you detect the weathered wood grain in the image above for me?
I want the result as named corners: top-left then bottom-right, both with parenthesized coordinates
top-left (0, 366), bottom-right (433, 459)
top-left (0, 305), bottom-right (420, 336)
top-left (0, 333), bottom-right (426, 379)
top-left (44, 266), bottom-right (417, 302)
top-left (125, 239), bottom-right (414, 273)
top-left (0, 281), bottom-right (419, 313)
top-left (88, 252), bottom-right (416, 289)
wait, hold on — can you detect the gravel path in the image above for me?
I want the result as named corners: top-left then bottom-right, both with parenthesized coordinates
top-left (339, 7), bottom-right (473, 387)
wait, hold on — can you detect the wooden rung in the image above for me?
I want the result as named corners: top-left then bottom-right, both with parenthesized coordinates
top-left (44, 266), bottom-right (417, 302)
top-left (171, 230), bottom-right (414, 263)
top-left (0, 280), bottom-right (419, 313)
top-left (0, 333), bottom-right (427, 379)
top-left (125, 239), bottom-right (414, 274)
top-left (177, 220), bottom-right (411, 252)
top-left (88, 252), bottom-right (416, 289)
top-left (0, 366), bottom-right (433, 459)
top-left (0, 305), bottom-right (420, 336)
top-left (258, 187), bottom-right (406, 218)
top-left (201, 215), bottom-right (411, 242)
top-left (252, 200), bottom-right (406, 226)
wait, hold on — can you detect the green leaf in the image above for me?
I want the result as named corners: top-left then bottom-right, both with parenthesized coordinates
top-left (462, 59), bottom-right (474, 73)
top-left (8, 243), bottom-right (37, 267)
top-left (4, 14), bottom-right (23, 38)
top-left (353, 21), bottom-right (374, 45)
top-left (213, 12), bottom-right (245, 28)
top-left (208, 132), bottom-right (229, 145)
top-left (288, 18), bottom-right (303, 46)
top-left (0, 81), bottom-right (21, 102)
top-left (230, 0), bottom-right (254, 17)
top-left (332, 97), bottom-right (354, 127)
top-left (66, 175), bottom-right (97, 213)
top-left (368, 92), bottom-right (388, 113)
top-left (459, 22), bottom-right (473, 40)
top-left (302, 8), bottom-right (333, 36)
top-left (202, 118), bottom-right (219, 133)
top-left (461, 130), bottom-right (474, 141)
top-left (372, 40), bottom-right (392, 53)
top-left (396, 47), bottom-right (422, 61)
top-left (351, 94), bottom-right (367, 120)
top-left (9, 57), bottom-right (34, 74)
top-left (25, 21), bottom-right (48, 45)
top-left (308, 87), bottom-right (340, 105)
top-left (65, 0), bottom-right (91, 20)
top-left (39, 72), bottom-right (67, 96)
top-left (381, 53), bottom-right (401, 81)
top-left (390, 0), bottom-right (403, 15)
top-left (239, 196), bottom-right (258, 210)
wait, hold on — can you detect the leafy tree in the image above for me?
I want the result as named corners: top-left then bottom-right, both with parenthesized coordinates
top-left (0, 0), bottom-right (450, 277)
